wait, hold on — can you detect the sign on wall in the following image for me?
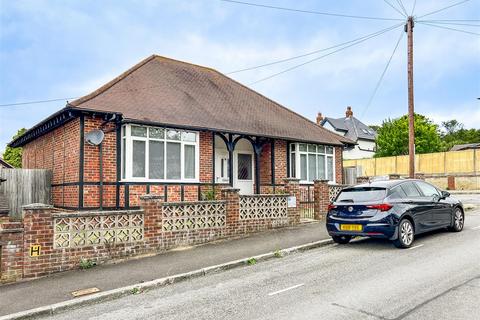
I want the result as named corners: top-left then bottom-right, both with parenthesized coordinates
top-left (287, 196), bottom-right (296, 208)
top-left (29, 244), bottom-right (41, 257)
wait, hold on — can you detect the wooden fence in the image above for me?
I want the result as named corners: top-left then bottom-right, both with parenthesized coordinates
top-left (344, 149), bottom-right (480, 177)
top-left (0, 169), bottom-right (52, 219)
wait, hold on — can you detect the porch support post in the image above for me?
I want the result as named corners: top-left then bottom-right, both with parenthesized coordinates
top-left (270, 139), bottom-right (275, 190)
top-left (228, 134), bottom-right (234, 187)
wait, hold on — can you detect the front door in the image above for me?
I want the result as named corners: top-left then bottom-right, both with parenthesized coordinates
top-left (234, 152), bottom-right (254, 195)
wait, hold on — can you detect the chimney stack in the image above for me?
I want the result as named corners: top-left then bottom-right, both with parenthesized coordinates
top-left (316, 112), bottom-right (324, 125)
top-left (345, 106), bottom-right (353, 118)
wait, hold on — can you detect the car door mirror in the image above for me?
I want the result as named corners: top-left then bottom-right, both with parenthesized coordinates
top-left (440, 190), bottom-right (450, 199)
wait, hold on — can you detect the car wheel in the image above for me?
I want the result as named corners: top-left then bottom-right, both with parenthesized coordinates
top-left (332, 235), bottom-right (352, 244)
top-left (393, 219), bottom-right (414, 249)
top-left (449, 208), bottom-right (464, 232)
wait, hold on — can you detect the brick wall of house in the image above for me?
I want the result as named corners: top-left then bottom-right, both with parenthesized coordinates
top-left (20, 114), bottom-right (344, 209)
top-left (22, 118), bottom-right (81, 208)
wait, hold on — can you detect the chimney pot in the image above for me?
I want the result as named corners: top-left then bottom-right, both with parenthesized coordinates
top-left (316, 112), bottom-right (324, 125)
top-left (345, 106), bottom-right (353, 118)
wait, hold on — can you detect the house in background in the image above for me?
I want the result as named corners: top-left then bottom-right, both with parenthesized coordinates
top-left (318, 106), bottom-right (377, 160)
top-left (0, 157), bottom-right (13, 169)
top-left (450, 143), bottom-right (480, 151)
top-left (9, 55), bottom-right (354, 210)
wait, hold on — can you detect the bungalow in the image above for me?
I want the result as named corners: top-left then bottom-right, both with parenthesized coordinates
top-left (9, 55), bottom-right (354, 210)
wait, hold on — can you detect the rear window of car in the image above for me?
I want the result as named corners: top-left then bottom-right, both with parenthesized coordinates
top-left (336, 187), bottom-right (387, 203)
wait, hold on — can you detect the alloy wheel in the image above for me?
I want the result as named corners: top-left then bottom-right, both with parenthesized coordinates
top-left (400, 220), bottom-right (414, 246)
top-left (454, 209), bottom-right (464, 231)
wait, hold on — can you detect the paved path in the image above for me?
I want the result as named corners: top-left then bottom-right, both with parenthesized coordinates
top-left (46, 209), bottom-right (480, 320)
top-left (0, 222), bottom-right (328, 316)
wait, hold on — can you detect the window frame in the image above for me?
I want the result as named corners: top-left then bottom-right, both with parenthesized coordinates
top-left (289, 143), bottom-right (336, 184)
top-left (121, 124), bottom-right (200, 183)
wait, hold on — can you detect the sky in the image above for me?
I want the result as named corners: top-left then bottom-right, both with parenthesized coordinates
top-left (0, 0), bottom-right (479, 151)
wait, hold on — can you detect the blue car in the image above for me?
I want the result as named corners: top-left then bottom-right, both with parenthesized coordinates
top-left (326, 179), bottom-right (464, 248)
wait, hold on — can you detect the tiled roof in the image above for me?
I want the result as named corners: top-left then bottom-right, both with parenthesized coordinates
top-left (0, 158), bottom-right (13, 168)
top-left (450, 143), bottom-right (480, 151)
top-left (322, 116), bottom-right (376, 142)
top-left (68, 55), bottom-right (354, 146)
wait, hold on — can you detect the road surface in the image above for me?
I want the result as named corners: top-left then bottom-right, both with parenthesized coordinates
top-left (46, 208), bottom-right (480, 320)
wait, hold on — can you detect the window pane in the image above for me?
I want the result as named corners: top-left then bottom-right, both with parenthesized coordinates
top-left (299, 144), bottom-right (307, 152)
top-left (166, 129), bottom-right (181, 141)
top-left (182, 132), bottom-right (196, 142)
top-left (122, 126), bottom-right (126, 137)
top-left (317, 155), bottom-right (325, 179)
top-left (131, 126), bottom-right (147, 137)
top-left (317, 145), bottom-right (325, 153)
top-left (326, 146), bottom-right (334, 154)
top-left (401, 182), bottom-right (422, 197)
top-left (290, 144), bottom-right (296, 151)
top-left (166, 142), bottom-right (181, 179)
top-left (415, 182), bottom-right (439, 197)
top-left (308, 154), bottom-right (317, 181)
top-left (132, 140), bottom-right (146, 177)
top-left (149, 127), bottom-right (164, 139)
top-left (308, 144), bottom-right (316, 153)
top-left (300, 154), bottom-right (307, 180)
top-left (184, 145), bottom-right (196, 179)
top-left (149, 141), bottom-right (164, 179)
top-left (290, 153), bottom-right (296, 177)
top-left (327, 156), bottom-right (334, 181)
top-left (237, 154), bottom-right (252, 180)
top-left (337, 188), bottom-right (387, 202)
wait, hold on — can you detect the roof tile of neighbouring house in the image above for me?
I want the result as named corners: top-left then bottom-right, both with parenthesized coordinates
top-left (67, 55), bottom-right (353, 146)
top-left (0, 158), bottom-right (13, 169)
top-left (322, 116), bottom-right (376, 142)
top-left (450, 143), bottom-right (480, 151)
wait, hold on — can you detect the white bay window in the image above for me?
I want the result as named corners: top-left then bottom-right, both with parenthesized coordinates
top-left (121, 124), bottom-right (199, 182)
top-left (290, 143), bottom-right (335, 183)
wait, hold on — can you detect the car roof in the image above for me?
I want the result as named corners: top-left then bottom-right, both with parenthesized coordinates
top-left (352, 179), bottom-right (426, 189)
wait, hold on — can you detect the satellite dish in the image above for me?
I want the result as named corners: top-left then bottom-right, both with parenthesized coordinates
top-left (85, 129), bottom-right (105, 146)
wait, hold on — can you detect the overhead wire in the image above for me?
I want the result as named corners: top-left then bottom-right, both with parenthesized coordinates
top-left (361, 30), bottom-right (404, 117)
top-left (395, 0), bottom-right (409, 16)
top-left (227, 23), bottom-right (409, 74)
top-left (417, 21), bottom-right (480, 36)
top-left (0, 97), bottom-right (79, 108)
top-left (383, 0), bottom-right (406, 17)
top-left (249, 23), bottom-right (404, 85)
top-left (417, 0), bottom-right (471, 19)
top-left (411, 0), bottom-right (417, 16)
top-left (416, 21), bottom-right (479, 27)
top-left (219, 0), bottom-right (404, 21)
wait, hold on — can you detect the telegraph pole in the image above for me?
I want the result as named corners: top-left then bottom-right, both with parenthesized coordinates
top-left (406, 16), bottom-right (415, 178)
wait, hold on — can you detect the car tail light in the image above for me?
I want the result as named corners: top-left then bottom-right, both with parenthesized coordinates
top-left (367, 203), bottom-right (393, 211)
top-left (328, 204), bottom-right (337, 211)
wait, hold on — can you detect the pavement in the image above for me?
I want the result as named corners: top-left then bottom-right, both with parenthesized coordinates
top-left (0, 221), bottom-right (330, 317)
top-left (44, 208), bottom-right (480, 320)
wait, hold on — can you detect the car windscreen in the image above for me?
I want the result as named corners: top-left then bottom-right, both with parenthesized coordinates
top-left (336, 187), bottom-right (387, 203)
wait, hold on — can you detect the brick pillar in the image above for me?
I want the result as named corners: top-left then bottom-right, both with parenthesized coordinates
top-left (314, 179), bottom-right (330, 220)
top-left (0, 212), bottom-right (24, 283)
top-left (284, 178), bottom-right (300, 225)
top-left (447, 176), bottom-right (456, 190)
top-left (140, 194), bottom-right (164, 249)
top-left (389, 174), bottom-right (401, 180)
top-left (356, 176), bottom-right (369, 184)
top-left (222, 187), bottom-right (240, 235)
top-left (22, 203), bottom-right (55, 279)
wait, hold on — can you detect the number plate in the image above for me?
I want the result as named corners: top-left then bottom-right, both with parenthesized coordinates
top-left (340, 224), bottom-right (363, 232)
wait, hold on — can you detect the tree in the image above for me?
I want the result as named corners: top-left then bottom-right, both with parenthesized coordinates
top-left (440, 120), bottom-right (480, 151)
top-left (375, 114), bottom-right (442, 157)
top-left (3, 128), bottom-right (27, 168)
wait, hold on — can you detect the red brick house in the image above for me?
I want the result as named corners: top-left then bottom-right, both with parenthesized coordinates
top-left (9, 55), bottom-right (354, 210)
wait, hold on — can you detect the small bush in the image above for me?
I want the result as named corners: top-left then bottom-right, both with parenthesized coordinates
top-left (274, 249), bottom-right (283, 258)
top-left (202, 189), bottom-right (215, 201)
top-left (79, 258), bottom-right (96, 270)
top-left (247, 258), bottom-right (257, 265)
top-left (131, 287), bottom-right (140, 295)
